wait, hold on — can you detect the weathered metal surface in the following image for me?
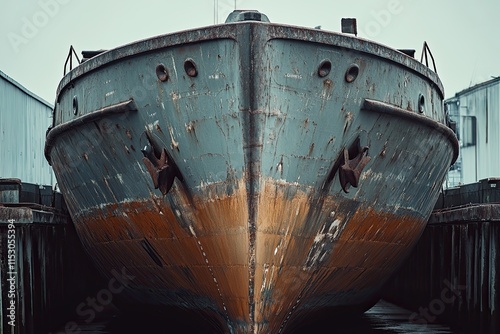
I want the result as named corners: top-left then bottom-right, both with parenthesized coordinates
top-left (0, 71), bottom-right (55, 186)
top-left (45, 100), bottom-right (138, 165)
top-left (361, 99), bottom-right (459, 163)
top-left (384, 203), bottom-right (500, 334)
top-left (45, 10), bottom-right (458, 333)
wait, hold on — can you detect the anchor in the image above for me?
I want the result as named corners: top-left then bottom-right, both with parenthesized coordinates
top-left (141, 144), bottom-right (177, 195)
top-left (338, 145), bottom-right (371, 193)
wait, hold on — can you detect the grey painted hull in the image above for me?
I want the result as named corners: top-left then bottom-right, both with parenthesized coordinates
top-left (45, 11), bottom-right (458, 333)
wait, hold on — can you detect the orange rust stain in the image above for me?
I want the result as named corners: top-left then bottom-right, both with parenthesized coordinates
top-left (252, 179), bottom-right (428, 332)
top-left (256, 232), bottom-right (313, 268)
top-left (305, 207), bottom-right (427, 298)
top-left (339, 206), bottom-right (426, 243)
top-left (190, 180), bottom-right (249, 235)
top-left (255, 180), bottom-right (311, 235)
top-left (196, 233), bottom-right (248, 265)
top-left (187, 180), bottom-right (250, 321)
top-left (71, 176), bottom-right (429, 333)
top-left (73, 179), bottom-right (250, 324)
top-left (254, 180), bottom-right (314, 328)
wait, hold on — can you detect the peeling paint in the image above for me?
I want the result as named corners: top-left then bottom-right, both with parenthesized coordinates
top-left (168, 126), bottom-right (179, 150)
top-left (304, 218), bottom-right (344, 270)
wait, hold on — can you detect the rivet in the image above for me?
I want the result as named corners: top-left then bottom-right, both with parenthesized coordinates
top-left (72, 96), bottom-right (78, 115)
top-left (345, 64), bottom-right (359, 83)
top-left (184, 58), bottom-right (198, 77)
top-left (156, 64), bottom-right (169, 82)
top-left (318, 59), bottom-right (332, 77)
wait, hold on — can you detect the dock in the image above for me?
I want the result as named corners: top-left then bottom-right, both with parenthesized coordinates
top-left (0, 179), bottom-right (103, 334)
top-left (384, 178), bottom-right (500, 333)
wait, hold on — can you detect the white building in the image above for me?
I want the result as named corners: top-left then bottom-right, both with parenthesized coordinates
top-left (0, 70), bottom-right (55, 186)
top-left (444, 76), bottom-right (500, 187)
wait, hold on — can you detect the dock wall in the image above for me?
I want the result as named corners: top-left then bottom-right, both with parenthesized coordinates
top-left (0, 181), bottom-right (102, 334)
top-left (384, 179), bottom-right (499, 333)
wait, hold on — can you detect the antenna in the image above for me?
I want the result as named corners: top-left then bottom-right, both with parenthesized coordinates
top-left (213, 0), bottom-right (218, 24)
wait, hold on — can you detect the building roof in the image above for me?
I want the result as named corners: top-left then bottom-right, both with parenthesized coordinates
top-left (0, 69), bottom-right (53, 108)
top-left (452, 75), bottom-right (500, 98)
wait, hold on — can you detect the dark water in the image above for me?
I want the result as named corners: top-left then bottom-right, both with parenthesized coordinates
top-left (51, 300), bottom-right (459, 333)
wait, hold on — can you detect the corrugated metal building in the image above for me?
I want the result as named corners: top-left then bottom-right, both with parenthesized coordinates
top-left (444, 77), bottom-right (500, 187)
top-left (0, 70), bottom-right (55, 186)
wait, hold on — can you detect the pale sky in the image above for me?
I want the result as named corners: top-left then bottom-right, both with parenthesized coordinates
top-left (1, 0), bottom-right (499, 104)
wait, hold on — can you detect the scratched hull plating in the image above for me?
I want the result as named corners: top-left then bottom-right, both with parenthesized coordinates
top-left (45, 11), bottom-right (458, 333)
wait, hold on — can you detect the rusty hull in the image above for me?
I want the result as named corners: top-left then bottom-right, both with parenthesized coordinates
top-left (45, 10), bottom-right (458, 333)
